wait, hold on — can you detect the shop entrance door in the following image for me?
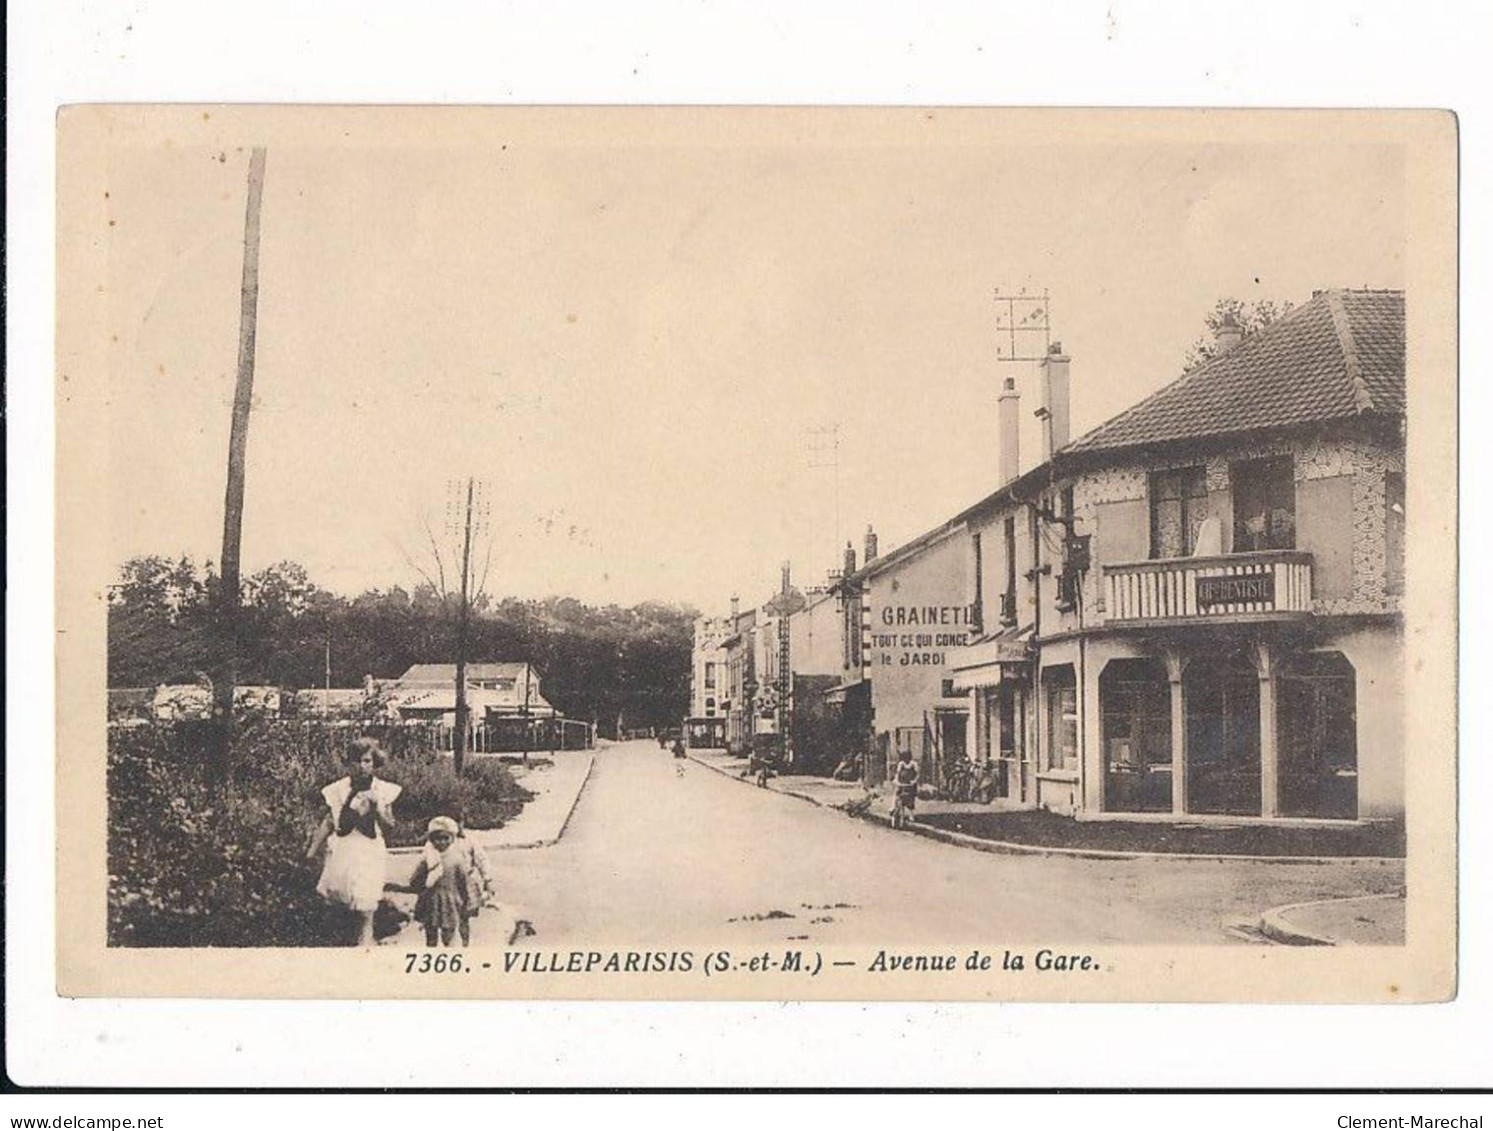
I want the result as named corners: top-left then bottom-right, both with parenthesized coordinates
top-left (1185, 652), bottom-right (1262, 815)
top-left (995, 682), bottom-right (1027, 801)
top-left (1101, 659), bottom-right (1173, 812)
top-left (938, 709), bottom-right (968, 766)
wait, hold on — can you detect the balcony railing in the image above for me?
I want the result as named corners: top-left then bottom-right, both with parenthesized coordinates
top-left (1103, 550), bottom-right (1312, 625)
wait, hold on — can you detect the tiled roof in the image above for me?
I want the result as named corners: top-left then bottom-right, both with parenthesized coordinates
top-left (397, 662), bottom-right (532, 684)
top-left (1065, 289), bottom-right (1404, 454)
top-left (393, 686), bottom-right (555, 713)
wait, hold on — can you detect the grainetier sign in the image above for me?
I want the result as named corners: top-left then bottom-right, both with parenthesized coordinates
top-left (867, 603), bottom-right (977, 667)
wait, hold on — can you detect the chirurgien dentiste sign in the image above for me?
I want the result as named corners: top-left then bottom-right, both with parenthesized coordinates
top-left (868, 604), bottom-right (977, 667)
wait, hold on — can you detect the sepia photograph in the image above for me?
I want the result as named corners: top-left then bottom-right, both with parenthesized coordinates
top-left (52, 105), bottom-right (1457, 1001)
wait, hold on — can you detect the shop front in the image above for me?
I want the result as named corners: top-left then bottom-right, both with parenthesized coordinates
top-left (950, 631), bottom-right (1034, 806)
top-left (1086, 632), bottom-right (1366, 821)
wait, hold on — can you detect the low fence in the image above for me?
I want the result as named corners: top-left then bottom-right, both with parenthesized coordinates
top-left (432, 715), bottom-right (595, 753)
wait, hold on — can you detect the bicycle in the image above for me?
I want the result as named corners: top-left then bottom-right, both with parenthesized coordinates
top-left (891, 785), bottom-right (917, 829)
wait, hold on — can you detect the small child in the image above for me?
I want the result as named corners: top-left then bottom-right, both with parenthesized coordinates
top-left (457, 821), bottom-right (497, 912)
top-left (410, 816), bottom-right (478, 948)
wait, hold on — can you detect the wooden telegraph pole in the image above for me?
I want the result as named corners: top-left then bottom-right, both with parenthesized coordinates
top-left (212, 146), bottom-right (268, 782)
top-left (454, 477), bottom-right (475, 775)
top-left (521, 663), bottom-right (532, 767)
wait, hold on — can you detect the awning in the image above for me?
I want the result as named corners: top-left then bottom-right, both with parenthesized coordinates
top-left (948, 630), bottom-right (1033, 691)
top-left (821, 678), bottom-right (867, 705)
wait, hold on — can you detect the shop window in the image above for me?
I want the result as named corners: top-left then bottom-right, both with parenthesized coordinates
top-left (1232, 456), bottom-right (1296, 551)
top-left (1278, 652), bottom-right (1357, 819)
top-left (1184, 651), bottom-right (1262, 816)
top-left (1150, 466), bottom-right (1208, 558)
top-left (1044, 665), bottom-right (1078, 772)
top-left (1386, 471), bottom-right (1405, 596)
top-left (1101, 659), bottom-right (1173, 813)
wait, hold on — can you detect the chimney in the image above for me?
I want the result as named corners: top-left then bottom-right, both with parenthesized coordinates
top-left (998, 375), bottom-right (1021, 483)
top-left (843, 541), bottom-right (857, 577)
top-left (1214, 310), bottom-right (1243, 354)
top-left (864, 525), bottom-right (879, 564)
top-left (780, 562), bottom-right (792, 595)
top-left (1038, 341), bottom-right (1071, 457)
top-left (730, 595), bottom-right (740, 621)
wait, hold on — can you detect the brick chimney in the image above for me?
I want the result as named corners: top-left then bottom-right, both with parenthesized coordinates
top-left (843, 541), bottom-right (857, 576)
top-left (863, 525), bottom-right (879, 564)
top-left (1038, 341), bottom-right (1071, 457)
top-left (730, 594), bottom-right (740, 621)
top-left (1214, 310), bottom-right (1243, 354)
top-left (998, 375), bottom-right (1020, 483)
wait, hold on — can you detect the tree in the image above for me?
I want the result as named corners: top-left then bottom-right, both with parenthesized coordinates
top-left (1183, 297), bottom-right (1294, 370)
top-left (396, 482), bottom-right (496, 774)
top-left (107, 555), bottom-right (695, 736)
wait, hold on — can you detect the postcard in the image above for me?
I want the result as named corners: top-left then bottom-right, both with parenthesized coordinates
top-left (55, 105), bottom-right (1457, 1001)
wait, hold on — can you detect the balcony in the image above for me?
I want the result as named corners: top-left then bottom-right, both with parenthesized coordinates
top-left (1102, 550), bottom-right (1312, 627)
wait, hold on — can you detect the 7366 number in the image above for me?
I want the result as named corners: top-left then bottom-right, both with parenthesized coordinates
top-left (405, 952), bottom-right (464, 973)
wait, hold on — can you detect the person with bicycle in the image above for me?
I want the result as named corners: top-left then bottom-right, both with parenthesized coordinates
top-left (753, 745), bottom-right (776, 787)
top-left (891, 748), bottom-right (920, 828)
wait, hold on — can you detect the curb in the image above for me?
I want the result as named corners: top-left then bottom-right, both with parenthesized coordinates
top-left (1257, 891), bottom-right (1405, 947)
top-left (491, 752), bottom-right (596, 851)
top-left (686, 752), bottom-right (1404, 867)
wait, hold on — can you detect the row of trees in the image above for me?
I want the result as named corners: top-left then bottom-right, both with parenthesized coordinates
top-left (108, 556), bottom-right (694, 735)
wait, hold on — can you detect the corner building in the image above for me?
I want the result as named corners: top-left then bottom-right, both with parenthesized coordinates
top-left (921, 289), bottom-right (1403, 823)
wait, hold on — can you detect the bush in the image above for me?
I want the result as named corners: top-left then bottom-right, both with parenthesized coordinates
top-left (107, 720), bottom-right (531, 947)
top-left (378, 753), bottom-right (530, 848)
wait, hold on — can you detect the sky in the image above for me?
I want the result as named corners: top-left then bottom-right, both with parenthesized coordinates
top-left (97, 109), bottom-right (1406, 613)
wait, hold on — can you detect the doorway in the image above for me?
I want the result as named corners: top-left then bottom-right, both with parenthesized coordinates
top-left (1278, 652), bottom-right (1358, 819)
top-left (1184, 651), bottom-right (1262, 815)
top-left (1101, 658), bottom-right (1173, 812)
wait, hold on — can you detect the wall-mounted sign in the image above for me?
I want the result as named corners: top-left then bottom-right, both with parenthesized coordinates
top-left (1196, 573), bottom-right (1275, 610)
top-left (867, 603), bottom-right (977, 666)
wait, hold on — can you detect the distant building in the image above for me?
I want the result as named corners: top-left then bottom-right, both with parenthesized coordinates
top-left (390, 662), bottom-right (554, 724)
top-left (149, 683), bottom-right (282, 721)
top-left (690, 616), bottom-right (732, 721)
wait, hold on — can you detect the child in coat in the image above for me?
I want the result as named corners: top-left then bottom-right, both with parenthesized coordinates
top-left (409, 816), bottom-right (479, 947)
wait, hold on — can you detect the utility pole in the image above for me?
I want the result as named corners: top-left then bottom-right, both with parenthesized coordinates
top-left (454, 477), bottom-right (475, 775)
top-left (212, 146), bottom-right (267, 783)
top-left (521, 662), bottom-right (532, 766)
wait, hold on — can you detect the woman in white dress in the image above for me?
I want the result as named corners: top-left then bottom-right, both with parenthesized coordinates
top-left (306, 738), bottom-right (402, 946)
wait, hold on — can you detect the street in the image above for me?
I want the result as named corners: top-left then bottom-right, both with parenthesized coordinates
top-left (477, 740), bottom-right (1404, 948)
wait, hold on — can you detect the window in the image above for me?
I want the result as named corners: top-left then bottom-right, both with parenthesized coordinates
top-left (1101, 659), bottom-right (1173, 813)
top-left (705, 662), bottom-right (716, 690)
top-left (971, 532), bottom-right (984, 633)
top-left (1150, 466), bottom-right (1208, 558)
top-left (1278, 652), bottom-right (1358, 819)
top-left (1232, 456), bottom-right (1296, 551)
top-left (1044, 665), bottom-right (1079, 772)
top-left (1386, 471), bottom-right (1405, 596)
top-left (1002, 515), bottom-right (1018, 624)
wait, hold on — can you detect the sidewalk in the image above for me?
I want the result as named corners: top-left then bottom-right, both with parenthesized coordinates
top-left (684, 747), bottom-right (871, 809)
top-left (1259, 891), bottom-right (1406, 946)
top-left (382, 748), bottom-right (595, 947)
top-left (686, 746), bottom-right (1403, 863)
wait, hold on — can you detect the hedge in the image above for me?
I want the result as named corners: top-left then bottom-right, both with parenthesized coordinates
top-left (107, 720), bottom-right (531, 947)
